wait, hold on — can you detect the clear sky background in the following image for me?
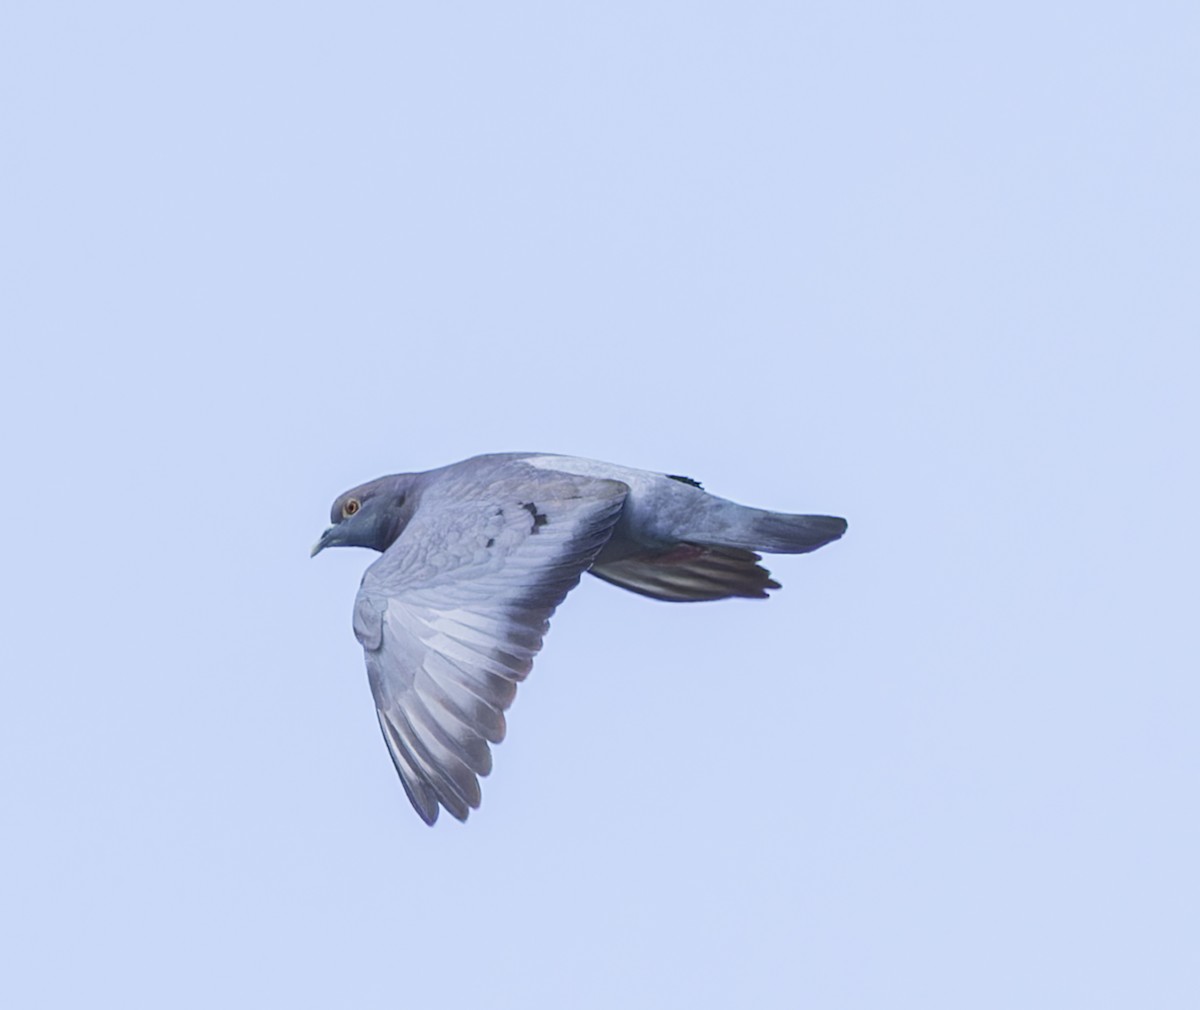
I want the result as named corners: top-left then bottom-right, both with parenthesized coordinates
top-left (3, 2), bottom-right (1198, 1007)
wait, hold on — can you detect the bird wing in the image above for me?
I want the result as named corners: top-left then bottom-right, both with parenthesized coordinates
top-left (353, 469), bottom-right (628, 824)
top-left (589, 543), bottom-right (781, 601)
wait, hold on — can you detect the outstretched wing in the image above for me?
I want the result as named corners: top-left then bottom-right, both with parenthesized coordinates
top-left (590, 543), bottom-right (781, 601)
top-left (353, 469), bottom-right (627, 824)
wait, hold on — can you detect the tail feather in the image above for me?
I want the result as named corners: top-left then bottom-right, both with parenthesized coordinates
top-left (746, 513), bottom-right (848, 554)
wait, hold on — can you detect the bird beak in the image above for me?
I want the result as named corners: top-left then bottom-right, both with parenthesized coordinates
top-left (310, 527), bottom-right (336, 557)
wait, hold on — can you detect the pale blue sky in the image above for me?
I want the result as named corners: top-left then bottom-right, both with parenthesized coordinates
top-left (3, 2), bottom-right (1198, 1007)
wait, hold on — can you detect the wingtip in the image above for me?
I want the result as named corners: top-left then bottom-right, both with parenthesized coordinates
top-left (402, 779), bottom-right (440, 826)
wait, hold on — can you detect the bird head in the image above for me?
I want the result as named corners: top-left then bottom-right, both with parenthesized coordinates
top-left (311, 474), bottom-right (416, 556)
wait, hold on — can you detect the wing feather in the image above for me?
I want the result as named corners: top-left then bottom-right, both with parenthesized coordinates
top-left (589, 544), bottom-right (781, 602)
top-left (356, 468), bottom-right (627, 824)
top-left (375, 709), bottom-right (439, 824)
top-left (380, 704), bottom-right (473, 821)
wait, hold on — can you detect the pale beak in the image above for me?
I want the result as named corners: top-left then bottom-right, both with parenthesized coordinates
top-left (310, 527), bottom-right (336, 557)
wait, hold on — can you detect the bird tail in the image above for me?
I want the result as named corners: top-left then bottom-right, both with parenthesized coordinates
top-left (741, 511), bottom-right (848, 554)
top-left (692, 502), bottom-right (848, 555)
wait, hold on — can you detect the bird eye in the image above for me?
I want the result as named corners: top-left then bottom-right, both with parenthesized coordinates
top-left (342, 498), bottom-right (361, 518)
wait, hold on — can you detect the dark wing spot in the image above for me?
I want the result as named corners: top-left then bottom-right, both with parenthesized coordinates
top-left (667, 474), bottom-right (704, 489)
top-left (486, 537), bottom-right (495, 548)
top-left (520, 501), bottom-right (549, 532)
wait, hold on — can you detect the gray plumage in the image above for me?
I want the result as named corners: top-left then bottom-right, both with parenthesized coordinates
top-left (312, 452), bottom-right (847, 825)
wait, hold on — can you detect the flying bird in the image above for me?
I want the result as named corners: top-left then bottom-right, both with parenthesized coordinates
top-left (312, 452), bottom-right (847, 824)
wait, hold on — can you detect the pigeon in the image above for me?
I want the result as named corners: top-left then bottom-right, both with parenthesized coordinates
top-left (312, 452), bottom-right (847, 824)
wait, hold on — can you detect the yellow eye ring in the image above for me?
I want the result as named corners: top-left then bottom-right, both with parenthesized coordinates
top-left (342, 498), bottom-right (361, 518)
